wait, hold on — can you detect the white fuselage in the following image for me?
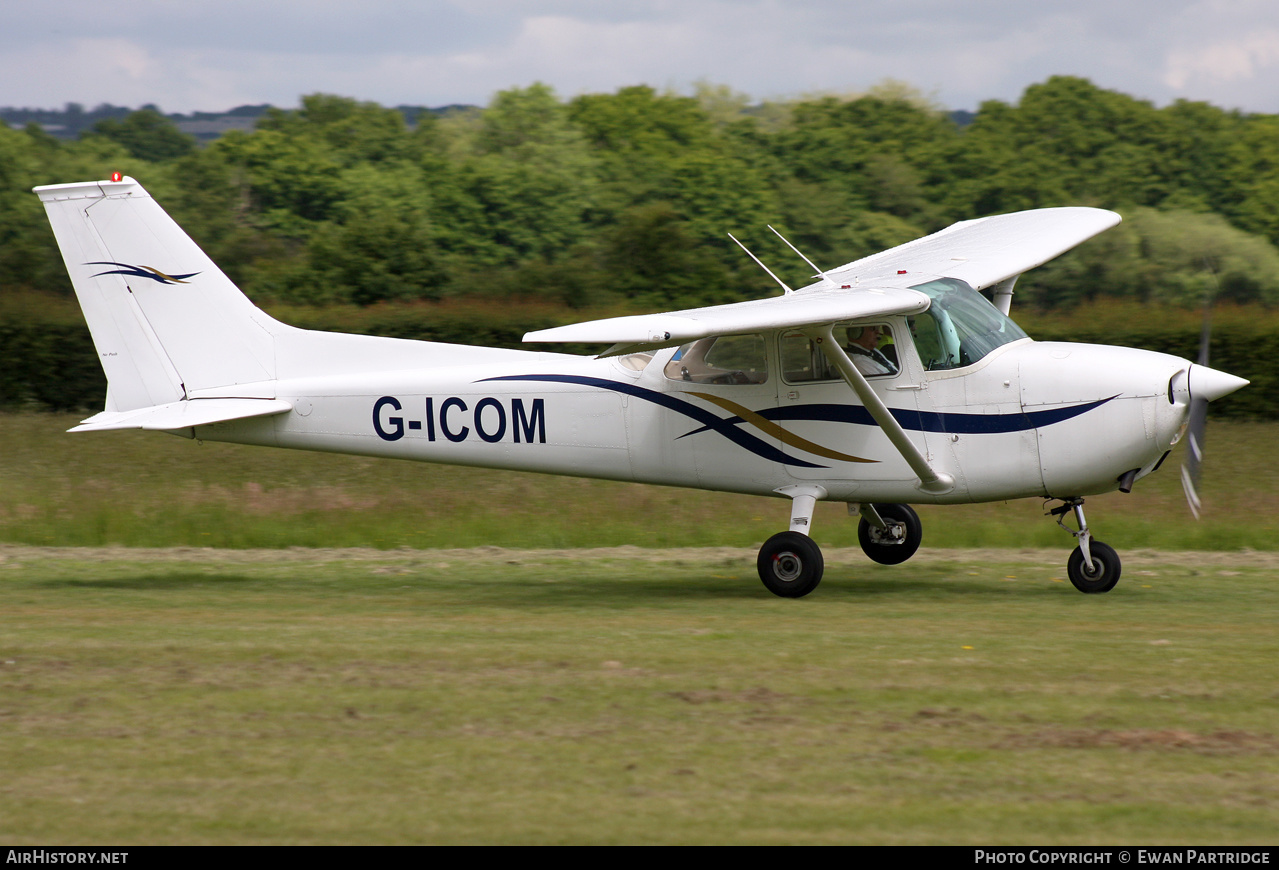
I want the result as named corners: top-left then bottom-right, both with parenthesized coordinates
top-left (196, 318), bottom-right (1194, 506)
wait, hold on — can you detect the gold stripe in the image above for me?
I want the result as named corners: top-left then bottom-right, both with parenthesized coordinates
top-left (141, 265), bottom-right (190, 284)
top-left (687, 392), bottom-right (877, 464)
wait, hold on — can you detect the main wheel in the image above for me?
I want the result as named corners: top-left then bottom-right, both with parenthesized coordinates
top-left (1066, 541), bottom-right (1121, 593)
top-left (857, 504), bottom-right (922, 565)
top-left (757, 532), bottom-right (824, 598)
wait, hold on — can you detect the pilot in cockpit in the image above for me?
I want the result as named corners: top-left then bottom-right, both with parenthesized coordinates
top-left (845, 325), bottom-right (898, 376)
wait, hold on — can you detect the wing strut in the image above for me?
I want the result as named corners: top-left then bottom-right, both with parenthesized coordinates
top-left (813, 325), bottom-right (954, 494)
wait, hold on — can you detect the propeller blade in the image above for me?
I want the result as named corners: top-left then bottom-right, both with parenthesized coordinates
top-left (1177, 287), bottom-right (1250, 519)
top-left (1181, 294), bottom-right (1212, 520)
top-left (1180, 395), bottom-right (1207, 520)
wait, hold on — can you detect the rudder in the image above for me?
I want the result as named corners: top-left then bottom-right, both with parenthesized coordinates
top-left (35, 177), bottom-right (279, 412)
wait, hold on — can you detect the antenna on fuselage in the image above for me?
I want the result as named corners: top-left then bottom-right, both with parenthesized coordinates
top-left (769, 225), bottom-right (839, 288)
top-left (728, 232), bottom-right (794, 295)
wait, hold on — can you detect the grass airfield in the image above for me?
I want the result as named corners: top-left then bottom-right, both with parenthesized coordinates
top-left (3, 545), bottom-right (1277, 845)
top-left (1, 414), bottom-right (1277, 844)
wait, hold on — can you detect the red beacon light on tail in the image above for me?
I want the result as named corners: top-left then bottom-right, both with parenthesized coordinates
top-left (110, 172), bottom-right (123, 182)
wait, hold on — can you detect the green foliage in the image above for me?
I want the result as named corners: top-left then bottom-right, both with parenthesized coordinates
top-left (1023, 208), bottom-right (1279, 309)
top-left (87, 108), bottom-right (196, 162)
top-left (4, 78), bottom-right (1279, 400)
top-left (257, 94), bottom-right (419, 165)
top-left (0, 291), bottom-right (105, 410)
top-left (601, 202), bottom-right (732, 306)
top-left (569, 85), bottom-right (715, 155)
top-left (304, 210), bottom-right (443, 305)
top-left (212, 128), bottom-right (345, 229)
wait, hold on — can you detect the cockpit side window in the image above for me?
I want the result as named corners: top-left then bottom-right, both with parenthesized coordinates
top-left (781, 323), bottom-right (898, 383)
top-left (664, 334), bottom-right (769, 385)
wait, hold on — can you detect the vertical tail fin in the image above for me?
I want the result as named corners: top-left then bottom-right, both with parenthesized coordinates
top-left (34, 176), bottom-right (279, 413)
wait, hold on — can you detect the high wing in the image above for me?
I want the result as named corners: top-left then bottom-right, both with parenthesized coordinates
top-left (825, 206), bottom-right (1121, 292)
top-left (524, 206), bottom-right (1120, 355)
top-left (523, 285), bottom-right (932, 357)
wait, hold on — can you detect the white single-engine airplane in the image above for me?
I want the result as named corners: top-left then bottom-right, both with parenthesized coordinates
top-left (36, 176), bottom-right (1248, 597)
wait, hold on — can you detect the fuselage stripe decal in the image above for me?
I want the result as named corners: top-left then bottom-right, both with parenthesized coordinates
top-left (685, 391), bottom-right (876, 463)
top-left (481, 374), bottom-right (829, 468)
top-left (481, 375), bottom-right (1120, 466)
top-left (689, 396), bottom-right (1120, 435)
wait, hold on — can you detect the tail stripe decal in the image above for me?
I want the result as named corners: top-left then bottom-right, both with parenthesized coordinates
top-left (85, 262), bottom-right (200, 284)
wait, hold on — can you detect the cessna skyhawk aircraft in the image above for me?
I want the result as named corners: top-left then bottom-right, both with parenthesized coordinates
top-left (35, 176), bottom-right (1248, 597)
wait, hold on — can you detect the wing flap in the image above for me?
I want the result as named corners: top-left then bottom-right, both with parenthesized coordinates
top-left (70, 398), bottom-right (292, 432)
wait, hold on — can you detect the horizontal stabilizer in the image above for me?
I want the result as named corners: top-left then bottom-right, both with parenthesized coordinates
top-left (69, 398), bottom-right (292, 433)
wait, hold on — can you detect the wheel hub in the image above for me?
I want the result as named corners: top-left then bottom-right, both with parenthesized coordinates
top-left (772, 552), bottom-right (803, 582)
top-left (868, 522), bottom-right (904, 545)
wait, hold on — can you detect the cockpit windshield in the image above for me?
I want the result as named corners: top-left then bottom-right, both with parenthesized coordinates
top-left (907, 278), bottom-right (1028, 371)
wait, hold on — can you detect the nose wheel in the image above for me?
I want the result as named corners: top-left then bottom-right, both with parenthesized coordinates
top-left (1051, 499), bottom-right (1123, 593)
top-left (1067, 540), bottom-right (1121, 593)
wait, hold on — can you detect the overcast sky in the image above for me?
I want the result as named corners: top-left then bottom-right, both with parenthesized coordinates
top-left (5, 1), bottom-right (1278, 114)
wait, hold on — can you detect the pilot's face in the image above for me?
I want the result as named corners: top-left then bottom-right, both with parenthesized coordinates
top-left (852, 326), bottom-right (882, 350)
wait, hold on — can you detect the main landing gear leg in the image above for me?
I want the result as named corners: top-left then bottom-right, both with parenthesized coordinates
top-left (757, 486), bottom-right (827, 598)
top-left (1050, 498), bottom-right (1122, 594)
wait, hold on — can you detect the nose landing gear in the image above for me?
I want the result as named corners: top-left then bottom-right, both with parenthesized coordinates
top-left (1050, 498), bottom-right (1122, 593)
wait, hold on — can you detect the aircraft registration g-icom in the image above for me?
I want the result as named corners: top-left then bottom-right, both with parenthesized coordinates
top-left (36, 176), bottom-right (1248, 597)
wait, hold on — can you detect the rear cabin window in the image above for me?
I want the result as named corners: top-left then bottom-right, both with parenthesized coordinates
top-left (664, 334), bottom-right (769, 385)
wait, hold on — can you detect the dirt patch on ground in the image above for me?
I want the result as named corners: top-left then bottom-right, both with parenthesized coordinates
top-left (997, 728), bottom-right (1279, 755)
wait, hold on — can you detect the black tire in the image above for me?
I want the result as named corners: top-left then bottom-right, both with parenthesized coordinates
top-left (1067, 541), bottom-right (1121, 593)
top-left (757, 532), bottom-right (824, 598)
top-left (857, 504), bottom-right (922, 565)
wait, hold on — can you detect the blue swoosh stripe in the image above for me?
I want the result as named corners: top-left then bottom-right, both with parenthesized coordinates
top-left (698, 396), bottom-right (1118, 435)
top-left (481, 374), bottom-right (1119, 466)
top-left (480, 374), bottom-right (828, 468)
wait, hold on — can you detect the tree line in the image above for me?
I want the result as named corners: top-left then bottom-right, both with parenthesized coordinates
top-left (2, 76), bottom-right (1279, 316)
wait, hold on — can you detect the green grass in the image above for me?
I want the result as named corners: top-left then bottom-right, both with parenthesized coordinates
top-left (1, 413), bottom-right (1276, 551)
top-left (1, 546), bottom-right (1276, 844)
top-left (2, 413), bottom-right (1276, 843)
